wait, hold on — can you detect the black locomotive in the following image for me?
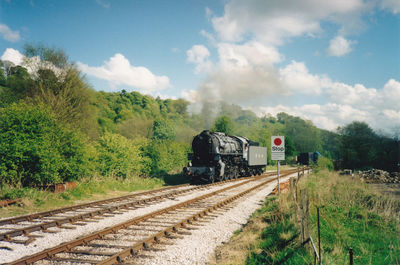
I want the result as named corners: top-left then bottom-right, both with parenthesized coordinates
top-left (183, 130), bottom-right (268, 183)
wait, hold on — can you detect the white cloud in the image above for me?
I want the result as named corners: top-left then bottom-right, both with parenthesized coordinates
top-left (186, 45), bottom-right (213, 74)
top-left (380, 0), bottom-right (400, 14)
top-left (211, 0), bottom-right (367, 45)
top-left (218, 41), bottom-right (282, 68)
top-left (187, 0), bottom-right (398, 133)
top-left (250, 103), bottom-right (371, 131)
top-left (327, 36), bottom-right (355, 56)
top-left (279, 61), bottom-right (328, 95)
top-left (77, 53), bottom-right (170, 94)
top-left (96, 0), bottom-right (110, 8)
top-left (248, 74), bottom-right (400, 133)
top-left (0, 24), bottom-right (20, 42)
top-left (181, 89), bottom-right (200, 103)
top-left (187, 45), bottom-right (210, 64)
top-left (1, 48), bottom-right (24, 65)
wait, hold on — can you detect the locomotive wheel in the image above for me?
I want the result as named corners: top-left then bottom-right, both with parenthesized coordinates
top-left (209, 175), bottom-right (215, 183)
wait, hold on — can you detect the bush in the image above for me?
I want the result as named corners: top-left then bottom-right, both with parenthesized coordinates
top-left (96, 132), bottom-right (150, 178)
top-left (146, 140), bottom-right (189, 175)
top-left (0, 102), bottom-right (91, 187)
top-left (317, 156), bottom-right (334, 171)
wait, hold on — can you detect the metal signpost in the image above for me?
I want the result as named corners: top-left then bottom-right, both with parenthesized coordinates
top-left (271, 136), bottom-right (285, 195)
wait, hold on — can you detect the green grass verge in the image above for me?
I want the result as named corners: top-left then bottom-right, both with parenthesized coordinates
top-left (246, 170), bottom-right (400, 265)
top-left (0, 175), bottom-right (165, 217)
top-left (305, 171), bottom-right (400, 264)
top-left (246, 197), bottom-right (313, 265)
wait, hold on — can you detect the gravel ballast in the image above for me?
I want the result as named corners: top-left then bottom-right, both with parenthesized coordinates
top-left (0, 178), bottom-right (253, 264)
top-left (125, 173), bottom-right (298, 265)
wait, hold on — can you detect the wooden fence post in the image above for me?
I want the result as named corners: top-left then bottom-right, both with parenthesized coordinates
top-left (300, 188), bottom-right (309, 244)
top-left (290, 177), bottom-right (296, 201)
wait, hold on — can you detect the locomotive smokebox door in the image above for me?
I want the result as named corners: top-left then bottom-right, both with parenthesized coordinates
top-left (248, 146), bottom-right (268, 166)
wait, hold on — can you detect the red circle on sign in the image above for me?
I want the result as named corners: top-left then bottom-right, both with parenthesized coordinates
top-left (274, 138), bottom-right (282, 146)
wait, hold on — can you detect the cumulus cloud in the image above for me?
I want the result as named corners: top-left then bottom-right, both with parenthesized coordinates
top-left (77, 53), bottom-right (170, 94)
top-left (185, 0), bottom-right (400, 133)
top-left (187, 45), bottom-right (213, 73)
top-left (0, 24), bottom-right (21, 42)
top-left (1, 48), bottom-right (24, 65)
top-left (218, 41), bottom-right (282, 68)
top-left (249, 72), bottom-right (400, 133)
top-left (279, 61), bottom-right (329, 95)
top-left (380, 0), bottom-right (400, 14)
top-left (211, 0), bottom-right (366, 45)
top-left (187, 0), bottom-right (375, 105)
top-left (327, 35), bottom-right (355, 56)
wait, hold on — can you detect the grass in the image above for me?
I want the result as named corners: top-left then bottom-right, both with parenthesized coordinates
top-left (0, 175), bottom-right (165, 217)
top-left (210, 169), bottom-right (400, 265)
top-left (209, 195), bottom-right (312, 265)
top-left (303, 170), bottom-right (400, 265)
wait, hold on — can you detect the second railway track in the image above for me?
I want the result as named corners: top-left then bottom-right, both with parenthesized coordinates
top-left (0, 173), bottom-right (282, 245)
top-left (0, 168), bottom-right (304, 264)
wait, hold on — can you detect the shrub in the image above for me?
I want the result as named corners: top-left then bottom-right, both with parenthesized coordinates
top-left (146, 140), bottom-right (189, 175)
top-left (0, 102), bottom-right (90, 187)
top-left (96, 132), bottom-right (150, 178)
top-left (317, 156), bottom-right (334, 171)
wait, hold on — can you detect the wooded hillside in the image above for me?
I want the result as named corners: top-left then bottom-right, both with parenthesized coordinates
top-left (0, 46), bottom-right (398, 188)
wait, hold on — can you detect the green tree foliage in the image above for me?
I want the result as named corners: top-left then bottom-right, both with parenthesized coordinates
top-left (284, 136), bottom-right (296, 157)
top-left (24, 43), bottom-right (69, 68)
top-left (24, 45), bottom-right (95, 133)
top-left (146, 140), bottom-right (189, 175)
top-left (213, 115), bottom-right (234, 134)
top-left (339, 121), bottom-right (377, 169)
top-left (0, 102), bottom-right (91, 187)
top-left (0, 45), bottom-right (97, 136)
top-left (339, 121), bottom-right (399, 171)
top-left (0, 65), bottom-right (32, 105)
top-left (96, 132), bottom-right (151, 178)
top-left (316, 156), bottom-right (334, 171)
top-left (0, 61), bottom-right (6, 86)
top-left (152, 119), bottom-right (175, 141)
top-left (278, 113), bottom-right (321, 153)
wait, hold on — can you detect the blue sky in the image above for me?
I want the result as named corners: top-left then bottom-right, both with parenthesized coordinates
top-left (1, 0), bottom-right (399, 134)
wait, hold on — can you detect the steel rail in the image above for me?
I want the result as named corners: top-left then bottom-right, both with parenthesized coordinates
top-left (6, 170), bottom-right (299, 265)
top-left (0, 184), bottom-right (189, 226)
top-left (100, 172), bottom-right (297, 265)
top-left (0, 171), bottom-right (283, 244)
top-left (0, 170), bottom-right (283, 227)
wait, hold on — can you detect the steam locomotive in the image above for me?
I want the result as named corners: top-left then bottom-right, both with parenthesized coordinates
top-left (183, 130), bottom-right (268, 184)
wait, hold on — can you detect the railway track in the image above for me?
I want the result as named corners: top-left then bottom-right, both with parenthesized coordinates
top-left (2, 168), bottom-right (302, 265)
top-left (0, 174), bottom-right (277, 245)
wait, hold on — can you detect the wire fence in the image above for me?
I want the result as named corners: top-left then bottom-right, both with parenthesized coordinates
top-left (290, 171), bottom-right (356, 265)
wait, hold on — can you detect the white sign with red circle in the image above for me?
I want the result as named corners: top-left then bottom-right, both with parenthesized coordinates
top-left (271, 136), bottom-right (285, 160)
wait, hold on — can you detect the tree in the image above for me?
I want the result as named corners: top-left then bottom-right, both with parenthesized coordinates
top-left (338, 121), bottom-right (378, 169)
top-left (21, 44), bottom-right (97, 135)
top-left (285, 136), bottom-right (296, 157)
top-left (0, 102), bottom-right (90, 187)
top-left (0, 61), bottom-right (6, 86)
top-left (213, 115), bottom-right (234, 134)
top-left (152, 119), bottom-right (175, 141)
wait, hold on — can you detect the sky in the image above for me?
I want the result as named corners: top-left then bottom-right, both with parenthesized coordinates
top-left (1, 0), bottom-right (399, 135)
